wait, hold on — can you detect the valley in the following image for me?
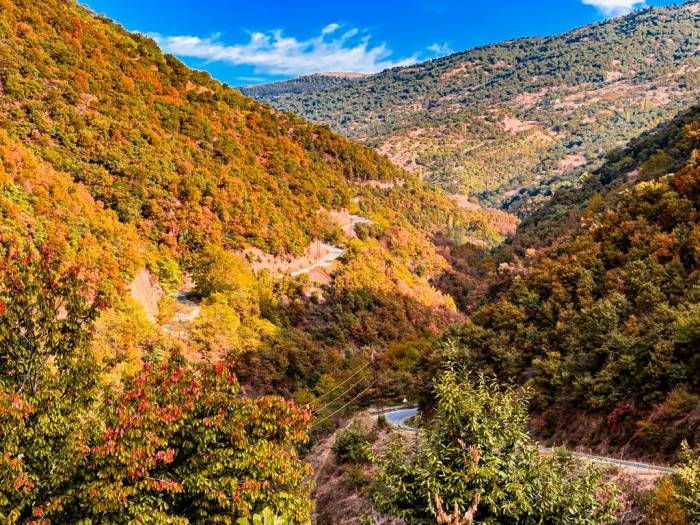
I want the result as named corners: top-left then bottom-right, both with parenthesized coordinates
top-left (0, 0), bottom-right (698, 523)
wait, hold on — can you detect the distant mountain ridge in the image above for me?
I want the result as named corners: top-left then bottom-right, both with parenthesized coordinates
top-left (241, 72), bottom-right (367, 99)
top-left (245, 1), bottom-right (700, 215)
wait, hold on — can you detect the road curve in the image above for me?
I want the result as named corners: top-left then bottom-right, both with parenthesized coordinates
top-left (379, 407), bottom-right (417, 431)
top-left (171, 292), bottom-right (201, 322)
top-left (290, 243), bottom-right (346, 277)
top-left (379, 407), bottom-right (673, 474)
top-left (548, 450), bottom-right (675, 474)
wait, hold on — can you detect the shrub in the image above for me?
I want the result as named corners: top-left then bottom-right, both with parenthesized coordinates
top-left (344, 463), bottom-right (370, 491)
top-left (332, 421), bottom-right (374, 464)
top-left (644, 477), bottom-right (688, 525)
top-left (673, 442), bottom-right (700, 523)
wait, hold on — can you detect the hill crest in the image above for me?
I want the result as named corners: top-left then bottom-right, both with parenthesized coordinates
top-left (246, 1), bottom-right (700, 215)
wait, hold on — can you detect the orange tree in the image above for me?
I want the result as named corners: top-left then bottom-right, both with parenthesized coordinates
top-left (0, 243), bottom-right (312, 523)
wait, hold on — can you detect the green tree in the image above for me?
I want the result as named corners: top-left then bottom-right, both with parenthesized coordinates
top-left (0, 243), bottom-right (102, 524)
top-left (375, 371), bottom-right (619, 524)
top-left (673, 442), bottom-right (700, 523)
top-left (237, 507), bottom-right (305, 525)
top-left (193, 245), bottom-right (257, 301)
top-left (332, 422), bottom-right (374, 464)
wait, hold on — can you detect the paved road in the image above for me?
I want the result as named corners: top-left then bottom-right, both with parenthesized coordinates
top-left (290, 215), bottom-right (370, 277)
top-left (548, 450), bottom-right (675, 474)
top-left (380, 407), bottom-right (674, 475)
top-left (171, 292), bottom-right (201, 322)
top-left (381, 407), bottom-right (418, 430)
top-left (291, 243), bottom-right (346, 277)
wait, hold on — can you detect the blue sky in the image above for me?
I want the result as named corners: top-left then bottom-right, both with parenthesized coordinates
top-left (83, 0), bottom-right (680, 86)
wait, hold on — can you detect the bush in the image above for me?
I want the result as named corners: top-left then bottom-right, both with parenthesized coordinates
top-left (343, 463), bottom-right (370, 491)
top-left (375, 371), bottom-right (621, 524)
top-left (642, 442), bottom-right (700, 525)
top-left (673, 442), bottom-right (700, 523)
top-left (332, 421), bottom-right (374, 464)
top-left (644, 477), bottom-right (688, 525)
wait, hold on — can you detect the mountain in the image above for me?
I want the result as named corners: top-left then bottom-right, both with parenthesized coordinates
top-left (241, 72), bottom-right (367, 99)
top-left (1, 0), bottom-right (699, 522)
top-left (309, 104), bottom-right (700, 524)
top-left (408, 105), bottom-right (700, 461)
top-left (1, 0), bottom-right (525, 389)
top-left (5, 0), bottom-right (512, 260)
top-left (0, 1), bottom-right (498, 521)
top-left (245, 2), bottom-right (700, 215)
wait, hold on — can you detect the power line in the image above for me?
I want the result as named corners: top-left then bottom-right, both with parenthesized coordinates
top-left (312, 363), bottom-right (369, 405)
top-left (312, 372), bottom-right (368, 415)
top-left (311, 384), bottom-right (372, 429)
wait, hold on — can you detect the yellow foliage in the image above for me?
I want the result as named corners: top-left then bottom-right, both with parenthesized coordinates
top-left (645, 477), bottom-right (688, 525)
top-left (190, 292), bottom-right (278, 361)
top-left (0, 130), bottom-right (144, 298)
top-left (334, 238), bottom-right (456, 311)
top-left (91, 298), bottom-right (172, 387)
top-left (193, 246), bottom-right (257, 302)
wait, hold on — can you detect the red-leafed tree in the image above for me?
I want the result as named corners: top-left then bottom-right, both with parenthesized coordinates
top-left (0, 242), bottom-right (313, 524)
top-left (0, 241), bottom-right (101, 524)
top-left (81, 356), bottom-right (313, 522)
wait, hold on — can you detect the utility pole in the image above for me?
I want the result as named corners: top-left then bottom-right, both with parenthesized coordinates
top-left (371, 349), bottom-right (385, 421)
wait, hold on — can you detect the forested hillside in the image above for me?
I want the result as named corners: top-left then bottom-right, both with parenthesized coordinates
top-left (0, 0), bottom-right (504, 259)
top-left (1, 0), bottom-right (698, 522)
top-left (246, 2), bottom-right (700, 214)
top-left (0, 0), bottom-right (508, 393)
top-left (396, 106), bottom-right (700, 463)
top-left (241, 72), bottom-right (365, 99)
top-left (0, 0), bottom-right (500, 521)
top-left (304, 108), bottom-right (700, 523)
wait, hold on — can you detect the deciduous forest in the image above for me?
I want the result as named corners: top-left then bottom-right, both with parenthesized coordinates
top-left (0, 0), bottom-right (698, 523)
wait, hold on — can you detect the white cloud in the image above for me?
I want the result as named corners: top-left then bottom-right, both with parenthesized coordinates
top-left (581, 0), bottom-right (645, 16)
top-left (321, 23), bottom-right (340, 35)
top-left (150, 24), bottom-right (417, 77)
top-left (427, 42), bottom-right (453, 56)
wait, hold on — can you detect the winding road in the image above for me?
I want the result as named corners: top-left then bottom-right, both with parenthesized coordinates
top-left (290, 243), bottom-right (346, 277)
top-left (381, 407), bottom-right (418, 431)
top-left (290, 214), bottom-right (372, 277)
top-left (378, 407), bottom-right (674, 475)
top-left (162, 221), bottom-right (366, 332)
top-left (171, 292), bottom-right (201, 322)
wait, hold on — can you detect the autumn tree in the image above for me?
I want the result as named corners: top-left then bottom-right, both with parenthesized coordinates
top-left (78, 354), bottom-right (313, 522)
top-left (673, 442), bottom-right (700, 523)
top-left (0, 242), bottom-right (102, 523)
top-left (0, 243), bottom-right (314, 523)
